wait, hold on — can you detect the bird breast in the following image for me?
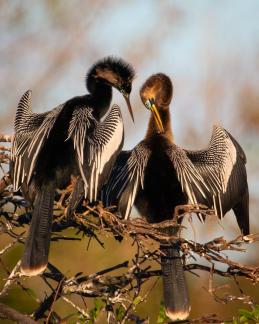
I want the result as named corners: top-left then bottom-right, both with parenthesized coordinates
top-left (135, 139), bottom-right (187, 223)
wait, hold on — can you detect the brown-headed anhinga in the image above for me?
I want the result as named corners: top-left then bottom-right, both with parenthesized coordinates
top-left (102, 73), bottom-right (249, 321)
top-left (11, 57), bottom-right (135, 276)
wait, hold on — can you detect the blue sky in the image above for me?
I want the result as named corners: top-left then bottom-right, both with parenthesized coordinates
top-left (1, 1), bottom-right (259, 132)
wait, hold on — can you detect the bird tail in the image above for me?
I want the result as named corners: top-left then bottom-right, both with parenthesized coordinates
top-left (160, 242), bottom-right (190, 321)
top-left (21, 186), bottom-right (55, 276)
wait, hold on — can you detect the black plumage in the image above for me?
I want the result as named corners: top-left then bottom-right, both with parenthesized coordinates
top-left (102, 73), bottom-right (249, 321)
top-left (11, 57), bottom-right (135, 276)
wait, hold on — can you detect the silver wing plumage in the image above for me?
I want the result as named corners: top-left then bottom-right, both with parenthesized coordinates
top-left (11, 90), bottom-right (64, 191)
top-left (68, 104), bottom-right (124, 202)
top-left (103, 125), bottom-right (248, 233)
top-left (166, 143), bottom-right (210, 208)
top-left (185, 125), bottom-right (249, 233)
top-left (12, 91), bottom-right (124, 206)
top-left (102, 142), bottom-right (151, 219)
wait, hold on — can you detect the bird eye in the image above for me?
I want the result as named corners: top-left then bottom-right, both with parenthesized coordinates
top-left (119, 88), bottom-right (130, 99)
top-left (120, 83), bottom-right (131, 94)
top-left (145, 100), bottom-right (152, 110)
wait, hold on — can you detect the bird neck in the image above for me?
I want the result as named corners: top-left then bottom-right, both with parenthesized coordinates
top-left (145, 107), bottom-right (174, 141)
top-left (88, 77), bottom-right (113, 120)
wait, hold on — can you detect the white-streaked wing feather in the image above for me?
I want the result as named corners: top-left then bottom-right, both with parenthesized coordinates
top-left (166, 144), bottom-right (211, 221)
top-left (67, 105), bottom-right (95, 166)
top-left (185, 125), bottom-right (247, 218)
top-left (26, 105), bottom-right (63, 182)
top-left (68, 104), bottom-right (124, 202)
top-left (103, 142), bottom-right (151, 220)
top-left (11, 90), bottom-right (63, 190)
top-left (87, 104), bottom-right (124, 202)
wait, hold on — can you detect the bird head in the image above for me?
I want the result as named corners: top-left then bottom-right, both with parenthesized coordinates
top-left (140, 73), bottom-right (173, 133)
top-left (87, 57), bottom-right (135, 121)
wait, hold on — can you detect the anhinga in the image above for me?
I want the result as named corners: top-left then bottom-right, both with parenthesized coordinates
top-left (102, 73), bottom-right (249, 321)
top-left (11, 57), bottom-right (135, 276)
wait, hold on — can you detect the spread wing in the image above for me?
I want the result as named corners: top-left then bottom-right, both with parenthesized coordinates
top-left (166, 143), bottom-right (211, 217)
top-left (102, 142), bottom-right (151, 219)
top-left (11, 90), bottom-right (64, 191)
top-left (68, 104), bottom-right (124, 202)
top-left (185, 125), bottom-right (249, 232)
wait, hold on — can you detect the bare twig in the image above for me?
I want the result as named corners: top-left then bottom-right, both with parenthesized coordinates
top-left (62, 296), bottom-right (90, 319)
top-left (46, 277), bottom-right (65, 324)
top-left (0, 240), bottom-right (17, 256)
top-left (0, 173), bottom-right (11, 193)
top-left (0, 302), bottom-right (36, 324)
top-left (0, 260), bottom-right (21, 297)
top-left (0, 145), bottom-right (258, 322)
top-left (0, 134), bottom-right (12, 143)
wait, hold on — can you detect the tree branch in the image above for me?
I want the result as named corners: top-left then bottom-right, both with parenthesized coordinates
top-left (0, 134), bottom-right (258, 323)
top-left (0, 302), bottom-right (37, 324)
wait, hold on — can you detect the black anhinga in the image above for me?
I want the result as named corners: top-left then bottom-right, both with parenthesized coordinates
top-left (11, 57), bottom-right (135, 276)
top-left (102, 73), bottom-right (249, 321)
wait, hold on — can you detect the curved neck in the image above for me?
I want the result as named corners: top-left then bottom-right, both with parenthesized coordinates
top-left (145, 106), bottom-right (174, 142)
top-left (88, 76), bottom-right (113, 120)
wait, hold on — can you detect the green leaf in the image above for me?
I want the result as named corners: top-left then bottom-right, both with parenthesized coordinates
top-left (157, 301), bottom-right (170, 324)
top-left (252, 305), bottom-right (259, 319)
top-left (133, 296), bottom-right (143, 306)
top-left (89, 298), bottom-right (104, 321)
top-left (115, 304), bottom-right (126, 321)
top-left (239, 308), bottom-right (256, 320)
top-left (239, 315), bottom-right (249, 323)
top-left (94, 298), bottom-right (103, 313)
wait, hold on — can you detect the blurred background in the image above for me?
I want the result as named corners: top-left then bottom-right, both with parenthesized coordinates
top-left (0, 0), bottom-right (259, 322)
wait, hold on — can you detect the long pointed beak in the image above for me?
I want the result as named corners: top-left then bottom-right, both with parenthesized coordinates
top-left (123, 94), bottom-right (134, 122)
top-left (150, 103), bottom-right (164, 133)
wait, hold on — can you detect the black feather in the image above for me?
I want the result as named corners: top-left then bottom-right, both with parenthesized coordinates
top-left (12, 57), bottom-right (133, 276)
top-left (86, 56), bottom-right (135, 92)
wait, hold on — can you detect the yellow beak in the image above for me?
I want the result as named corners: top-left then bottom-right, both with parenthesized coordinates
top-left (150, 103), bottom-right (164, 133)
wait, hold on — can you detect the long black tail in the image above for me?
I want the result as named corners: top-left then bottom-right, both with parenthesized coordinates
top-left (21, 186), bottom-right (55, 276)
top-left (160, 242), bottom-right (190, 321)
